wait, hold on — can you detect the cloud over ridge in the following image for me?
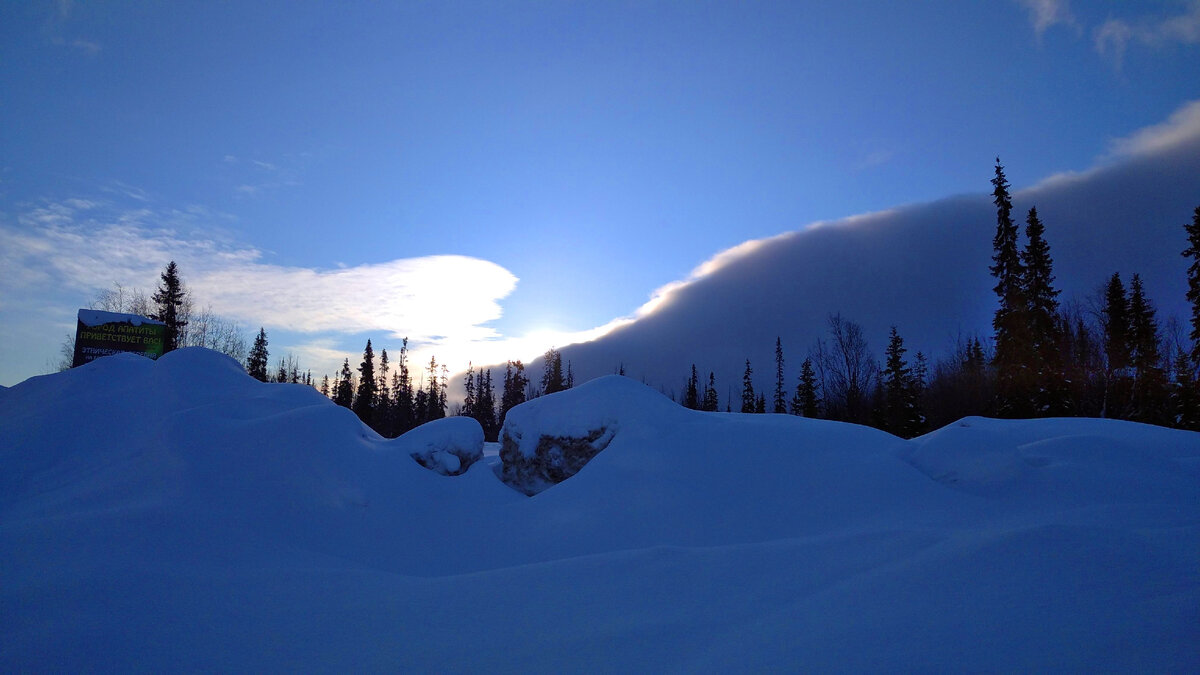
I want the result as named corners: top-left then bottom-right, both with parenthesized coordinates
top-left (542, 99), bottom-right (1200, 396)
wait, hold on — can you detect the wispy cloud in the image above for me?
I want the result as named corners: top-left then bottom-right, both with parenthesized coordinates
top-left (855, 149), bottom-right (895, 171)
top-left (222, 154), bottom-right (298, 198)
top-left (1015, 0), bottom-right (1079, 39)
top-left (1095, 1), bottom-right (1200, 68)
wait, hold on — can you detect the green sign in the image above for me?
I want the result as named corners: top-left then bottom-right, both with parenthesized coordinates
top-left (72, 309), bottom-right (167, 368)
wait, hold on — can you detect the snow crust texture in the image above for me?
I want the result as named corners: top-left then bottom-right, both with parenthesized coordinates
top-left (2, 349), bottom-right (1198, 672)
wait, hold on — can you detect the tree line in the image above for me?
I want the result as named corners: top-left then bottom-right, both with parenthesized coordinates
top-left (672, 162), bottom-right (1200, 437)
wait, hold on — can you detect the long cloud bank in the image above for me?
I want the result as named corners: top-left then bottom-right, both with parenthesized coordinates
top-left (540, 100), bottom-right (1200, 399)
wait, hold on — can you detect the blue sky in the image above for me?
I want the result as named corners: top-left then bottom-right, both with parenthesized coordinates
top-left (2, 0), bottom-right (1199, 386)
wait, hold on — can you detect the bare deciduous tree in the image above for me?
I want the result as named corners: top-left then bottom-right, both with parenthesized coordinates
top-left (811, 313), bottom-right (877, 423)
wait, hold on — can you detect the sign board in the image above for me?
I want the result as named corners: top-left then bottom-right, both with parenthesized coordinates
top-left (72, 309), bottom-right (167, 368)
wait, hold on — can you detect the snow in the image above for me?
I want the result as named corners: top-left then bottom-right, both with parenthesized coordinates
top-left (2, 348), bottom-right (1197, 671)
top-left (396, 415), bottom-right (484, 475)
top-left (76, 308), bottom-right (164, 327)
top-left (501, 375), bottom-right (682, 458)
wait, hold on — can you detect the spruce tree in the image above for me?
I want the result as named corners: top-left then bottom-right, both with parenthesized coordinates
top-left (881, 328), bottom-right (925, 438)
top-left (353, 340), bottom-right (377, 427)
top-left (683, 365), bottom-right (700, 409)
top-left (989, 160), bottom-right (1032, 417)
top-left (151, 260), bottom-right (188, 352)
top-left (320, 374), bottom-right (329, 398)
top-left (702, 372), bottom-right (719, 412)
top-left (500, 360), bottom-right (529, 429)
top-left (462, 363), bottom-right (476, 418)
top-left (1128, 274), bottom-right (1166, 423)
top-left (475, 369), bottom-right (498, 441)
top-left (1171, 348), bottom-right (1200, 430)
top-left (377, 349), bottom-right (394, 437)
top-left (413, 388), bottom-right (428, 423)
top-left (333, 359), bottom-right (354, 408)
top-left (741, 359), bottom-right (756, 413)
top-left (425, 357), bottom-right (443, 421)
top-left (755, 393), bottom-right (766, 414)
top-left (1101, 273), bottom-right (1132, 418)
top-left (1102, 274), bottom-right (1131, 372)
top-left (394, 338), bottom-right (414, 434)
top-left (1022, 206), bottom-right (1067, 415)
top-left (542, 348), bottom-right (565, 394)
top-left (791, 357), bottom-right (821, 417)
top-left (1182, 206), bottom-right (1200, 366)
top-left (246, 327), bottom-right (269, 382)
top-left (773, 337), bottom-right (787, 413)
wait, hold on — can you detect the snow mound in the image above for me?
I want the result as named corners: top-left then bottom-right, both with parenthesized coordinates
top-left (2, 349), bottom-right (1198, 671)
top-left (394, 415), bottom-right (484, 475)
top-left (906, 416), bottom-right (1200, 505)
top-left (499, 376), bottom-right (684, 494)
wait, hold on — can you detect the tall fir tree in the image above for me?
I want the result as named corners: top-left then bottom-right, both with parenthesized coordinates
top-left (791, 357), bottom-right (821, 418)
top-left (475, 369), bottom-right (498, 441)
top-left (320, 374), bottom-right (330, 398)
top-left (413, 388), bottom-right (428, 424)
top-left (683, 365), bottom-right (700, 409)
top-left (333, 358), bottom-right (354, 409)
top-left (462, 363), bottom-right (477, 418)
top-left (377, 349), bottom-right (394, 437)
top-left (1021, 206), bottom-right (1068, 415)
top-left (151, 260), bottom-right (188, 352)
top-left (542, 348), bottom-right (565, 394)
top-left (1182, 206), bottom-right (1200, 366)
top-left (246, 327), bottom-right (269, 382)
top-left (741, 359), bottom-right (756, 413)
top-left (773, 337), bottom-right (787, 413)
top-left (439, 364), bottom-right (449, 418)
top-left (881, 327), bottom-right (924, 438)
top-left (394, 338), bottom-right (415, 434)
top-left (500, 360), bottom-right (529, 429)
top-left (1127, 274), bottom-right (1167, 424)
top-left (353, 340), bottom-right (377, 428)
top-left (989, 160), bottom-right (1033, 417)
top-left (702, 372), bottom-right (719, 412)
top-left (1101, 273), bottom-right (1132, 418)
top-left (424, 357), bottom-right (445, 421)
top-left (1171, 348), bottom-right (1200, 430)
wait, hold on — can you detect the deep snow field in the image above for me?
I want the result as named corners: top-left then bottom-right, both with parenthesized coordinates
top-left (2, 348), bottom-right (1197, 671)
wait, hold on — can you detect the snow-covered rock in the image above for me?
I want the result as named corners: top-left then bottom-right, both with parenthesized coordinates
top-left (395, 416), bottom-right (484, 476)
top-left (498, 375), bottom-right (683, 494)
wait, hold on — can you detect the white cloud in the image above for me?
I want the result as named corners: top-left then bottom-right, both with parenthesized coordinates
top-left (1019, 98), bottom-right (1200, 192)
top-left (0, 197), bottom-right (543, 375)
top-left (1094, 1), bottom-right (1200, 67)
top-left (1107, 99), bottom-right (1200, 158)
top-left (1016, 0), bottom-right (1079, 38)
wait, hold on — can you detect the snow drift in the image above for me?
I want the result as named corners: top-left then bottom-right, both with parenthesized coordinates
top-left (1, 348), bottom-right (1197, 671)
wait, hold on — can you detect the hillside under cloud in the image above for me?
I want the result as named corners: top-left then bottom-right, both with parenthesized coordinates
top-left (539, 101), bottom-right (1200, 399)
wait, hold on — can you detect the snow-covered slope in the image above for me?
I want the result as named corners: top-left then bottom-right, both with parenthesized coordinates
top-left (2, 349), bottom-right (1197, 671)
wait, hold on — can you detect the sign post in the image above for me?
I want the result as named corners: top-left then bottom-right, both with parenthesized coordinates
top-left (71, 309), bottom-right (167, 368)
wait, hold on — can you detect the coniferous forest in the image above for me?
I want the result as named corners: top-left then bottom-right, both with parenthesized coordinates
top-left (61, 162), bottom-right (1200, 440)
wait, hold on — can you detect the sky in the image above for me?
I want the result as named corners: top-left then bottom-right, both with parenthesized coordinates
top-left (2, 0), bottom-right (1199, 386)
